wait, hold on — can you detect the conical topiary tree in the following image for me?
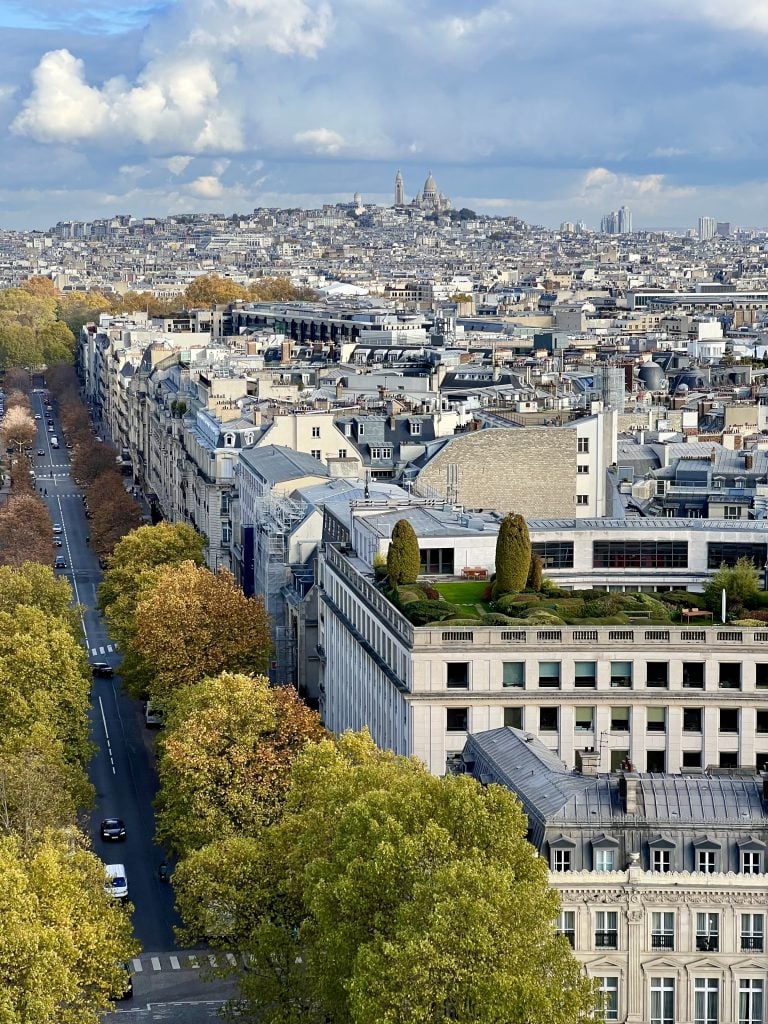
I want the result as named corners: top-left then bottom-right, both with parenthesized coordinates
top-left (494, 513), bottom-right (531, 597)
top-left (526, 551), bottom-right (543, 592)
top-left (387, 519), bottom-right (421, 587)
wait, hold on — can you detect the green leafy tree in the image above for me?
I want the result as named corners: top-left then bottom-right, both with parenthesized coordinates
top-left (386, 518), bottom-right (421, 587)
top-left (0, 832), bottom-right (138, 1023)
top-left (494, 513), bottom-right (531, 598)
top-left (526, 551), bottom-right (543, 592)
top-left (156, 672), bottom-right (325, 856)
top-left (131, 563), bottom-right (271, 701)
top-left (0, 562), bottom-right (78, 629)
top-left (703, 557), bottom-right (761, 618)
top-left (175, 732), bottom-right (595, 1024)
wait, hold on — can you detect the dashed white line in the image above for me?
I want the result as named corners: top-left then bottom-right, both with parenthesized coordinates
top-left (97, 695), bottom-right (116, 776)
top-left (151, 956), bottom-right (161, 972)
top-left (170, 955), bottom-right (180, 970)
top-left (131, 958), bottom-right (143, 973)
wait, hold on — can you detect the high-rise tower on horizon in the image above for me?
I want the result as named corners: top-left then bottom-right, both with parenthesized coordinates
top-left (394, 169), bottom-right (405, 206)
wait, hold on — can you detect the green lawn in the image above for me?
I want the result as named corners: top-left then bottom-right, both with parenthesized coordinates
top-left (435, 581), bottom-right (490, 607)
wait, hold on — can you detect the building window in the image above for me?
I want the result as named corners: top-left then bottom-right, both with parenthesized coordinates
top-left (595, 911), bottom-right (618, 949)
top-left (221, 523), bottom-right (231, 545)
top-left (552, 847), bottom-right (572, 872)
top-left (419, 548), bottom-right (455, 575)
top-left (502, 662), bottom-right (525, 687)
top-left (357, 425), bottom-right (364, 436)
top-left (446, 707), bottom-right (468, 732)
top-left (593, 540), bottom-right (688, 569)
top-left (575, 661), bottom-right (597, 687)
top-left (756, 664), bottom-right (768, 689)
top-left (720, 751), bottom-right (738, 768)
top-left (647, 750), bottom-right (666, 772)
top-left (683, 750), bottom-right (702, 768)
top-left (650, 977), bottom-right (675, 1024)
top-left (370, 447), bottom-right (394, 460)
top-left (409, 420), bottom-right (422, 436)
top-left (683, 707), bottom-right (703, 732)
top-left (694, 979), bottom-right (719, 1024)
top-left (646, 662), bottom-right (669, 688)
top-left (576, 494), bottom-right (589, 505)
top-left (696, 913), bottom-right (720, 952)
top-left (577, 437), bottom-right (590, 454)
top-left (577, 464), bottom-right (589, 474)
top-left (596, 977), bottom-right (618, 1022)
top-left (647, 707), bottom-right (666, 732)
top-left (707, 542), bottom-right (767, 569)
top-left (311, 449), bottom-right (322, 460)
top-left (611, 706), bottom-right (630, 732)
top-left (756, 709), bottom-right (768, 734)
top-left (739, 979), bottom-right (763, 1024)
top-left (697, 849), bottom-right (718, 874)
top-left (503, 706), bottom-right (522, 729)
top-left (651, 912), bottom-right (675, 950)
top-left (338, 449), bottom-right (347, 459)
top-left (683, 662), bottom-right (705, 688)
top-left (724, 505), bottom-right (741, 520)
top-left (532, 540), bottom-right (574, 569)
top-left (742, 851), bottom-right (764, 875)
top-left (652, 848), bottom-right (671, 873)
top-left (446, 663), bottom-right (469, 689)
top-left (720, 708), bottom-right (739, 733)
top-left (611, 661), bottom-right (632, 688)
top-left (594, 847), bottom-right (615, 872)
top-left (540, 707), bottom-right (558, 732)
top-left (575, 707), bottom-right (594, 733)
top-left (220, 493), bottom-right (230, 516)
top-left (719, 663), bottom-right (741, 689)
top-left (311, 426), bottom-right (321, 438)
top-left (538, 661), bottom-right (561, 688)
top-left (557, 909), bottom-right (575, 947)
top-left (741, 914), bottom-right (764, 952)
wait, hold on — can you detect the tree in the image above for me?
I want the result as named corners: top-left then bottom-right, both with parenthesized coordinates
top-left (494, 513), bottom-right (531, 598)
top-left (526, 551), bottom-right (543, 592)
top-left (184, 275), bottom-right (247, 307)
top-left (0, 494), bottom-right (53, 567)
top-left (130, 563), bottom-right (271, 701)
top-left (174, 732), bottom-right (595, 1024)
top-left (0, 405), bottom-right (35, 450)
top-left (20, 276), bottom-right (59, 300)
top-left (0, 832), bottom-right (138, 1023)
top-left (0, 562), bottom-right (76, 626)
top-left (99, 522), bottom-right (206, 648)
top-left (703, 557), bottom-right (761, 618)
top-left (56, 290), bottom-right (114, 336)
top-left (386, 519), bottom-right (421, 587)
top-left (156, 672), bottom-right (325, 856)
top-left (86, 470), bottom-right (142, 555)
top-left (247, 278), bottom-right (318, 302)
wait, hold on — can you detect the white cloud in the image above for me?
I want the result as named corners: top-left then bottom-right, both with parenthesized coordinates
top-left (165, 155), bottom-right (193, 175)
top-left (178, 0), bottom-right (333, 58)
top-left (185, 175), bottom-right (225, 198)
top-left (11, 50), bottom-right (110, 142)
top-left (293, 127), bottom-right (344, 154)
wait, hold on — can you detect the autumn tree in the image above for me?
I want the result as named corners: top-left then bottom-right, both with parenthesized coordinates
top-left (0, 561), bottom-right (75, 623)
top-left (247, 277), bottom-right (318, 302)
top-left (0, 404), bottom-right (35, 451)
top-left (20, 275), bottom-right (60, 300)
top-left (156, 672), bottom-right (325, 856)
top-left (86, 469), bottom-right (142, 556)
top-left (56, 290), bottom-right (114, 336)
top-left (386, 518), bottom-right (421, 587)
top-left (129, 563), bottom-right (271, 700)
top-left (0, 494), bottom-right (54, 567)
top-left (111, 291), bottom-right (175, 317)
top-left (98, 522), bottom-right (206, 650)
top-left (0, 832), bottom-right (138, 1022)
top-left (184, 274), bottom-right (247, 307)
top-left (3, 367), bottom-right (32, 394)
top-left (494, 512), bottom-right (531, 598)
top-left (175, 732), bottom-right (596, 1024)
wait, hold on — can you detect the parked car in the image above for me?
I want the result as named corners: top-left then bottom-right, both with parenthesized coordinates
top-left (52, 523), bottom-right (62, 534)
top-left (37, 449), bottom-right (45, 456)
top-left (54, 555), bottom-right (66, 569)
top-left (100, 818), bottom-right (126, 841)
top-left (52, 538), bottom-right (62, 548)
top-left (104, 864), bottom-right (128, 902)
top-left (92, 662), bottom-right (114, 678)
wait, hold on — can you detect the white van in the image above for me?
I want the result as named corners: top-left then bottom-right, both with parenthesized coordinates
top-left (50, 436), bottom-right (59, 449)
top-left (144, 701), bottom-right (164, 728)
top-left (105, 863), bottom-right (128, 902)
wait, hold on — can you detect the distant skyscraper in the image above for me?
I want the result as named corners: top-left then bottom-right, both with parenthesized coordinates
top-left (716, 221), bottom-right (731, 238)
top-left (394, 170), bottom-right (405, 207)
top-left (698, 216), bottom-right (716, 240)
top-left (601, 207), bottom-right (632, 234)
top-left (618, 205), bottom-right (633, 234)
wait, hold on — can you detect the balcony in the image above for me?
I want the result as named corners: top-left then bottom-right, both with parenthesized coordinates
top-left (651, 934), bottom-right (674, 950)
top-left (594, 931), bottom-right (618, 949)
top-left (741, 936), bottom-right (763, 952)
top-left (696, 935), bottom-right (719, 952)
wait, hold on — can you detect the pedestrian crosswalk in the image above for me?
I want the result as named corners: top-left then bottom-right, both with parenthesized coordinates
top-left (90, 643), bottom-right (119, 656)
top-left (131, 951), bottom-right (242, 974)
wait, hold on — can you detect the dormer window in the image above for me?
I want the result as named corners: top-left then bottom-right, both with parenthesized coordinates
top-left (550, 835), bottom-right (576, 872)
top-left (739, 838), bottom-right (766, 875)
top-left (224, 432), bottom-right (235, 448)
top-left (410, 420), bottom-right (422, 436)
top-left (649, 835), bottom-right (675, 873)
top-left (693, 836), bottom-right (721, 874)
top-left (358, 424), bottom-right (365, 436)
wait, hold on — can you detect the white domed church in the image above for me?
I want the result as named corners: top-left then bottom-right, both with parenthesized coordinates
top-left (393, 169), bottom-right (452, 213)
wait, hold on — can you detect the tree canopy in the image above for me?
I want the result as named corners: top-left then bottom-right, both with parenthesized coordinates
top-left (704, 556), bottom-right (761, 617)
top-left (175, 731), bottom-right (595, 1024)
top-left (387, 519), bottom-right (421, 587)
top-left (494, 513), bottom-right (531, 597)
top-left (131, 562), bottom-right (271, 701)
top-left (156, 672), bottom-right (325, 856)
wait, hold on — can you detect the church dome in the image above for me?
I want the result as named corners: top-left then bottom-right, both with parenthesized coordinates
top-left (423, 171), bottom-right (438, 194)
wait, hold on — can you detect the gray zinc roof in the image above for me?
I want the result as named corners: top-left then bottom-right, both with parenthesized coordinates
top-left (239, 444), bottom-right (330, 484)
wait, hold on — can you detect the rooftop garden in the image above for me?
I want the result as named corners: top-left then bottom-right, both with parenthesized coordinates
top-left (377, 516), bottom-right (768, 628)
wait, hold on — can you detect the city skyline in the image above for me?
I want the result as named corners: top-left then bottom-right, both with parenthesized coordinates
top-left (1, 2), bottom-right (768, 228)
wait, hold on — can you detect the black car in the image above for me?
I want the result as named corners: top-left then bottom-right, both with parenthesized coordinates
top-left (92, 662), bottom-right (114, 678)
top-left (100, 818), bottom-right (126, 841)
top-left (37, 449), bottom-right (45, 457)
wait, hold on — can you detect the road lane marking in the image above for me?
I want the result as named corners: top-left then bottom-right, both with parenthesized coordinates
top-left (98, 695), bottom-right (116, 775)
top-left (151, 957), bottom-right (161, 972)
top-left (131, 958), bottom-right (143, 972)
top-left (170, 956), bottom-right (180, 970)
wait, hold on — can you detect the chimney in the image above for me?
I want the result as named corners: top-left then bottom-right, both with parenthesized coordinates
top-left (710, 447), bottom-right (717, 464)
top-left (620, 771), bottom-right (639, 815)
top-left (745, 452), bottom-right (754, 471)
top-left (576, 748), bottom-right (600, 776)
top-left (335, 381), bottom-right (343, 400)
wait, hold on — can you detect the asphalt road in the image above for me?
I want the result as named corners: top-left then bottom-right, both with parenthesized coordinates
top-left (30, 388), bottom-right (181, 953)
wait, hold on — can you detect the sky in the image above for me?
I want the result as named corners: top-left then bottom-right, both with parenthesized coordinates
top-left (2, 0), bottom-right (768, 230)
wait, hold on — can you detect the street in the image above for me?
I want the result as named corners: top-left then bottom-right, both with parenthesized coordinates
top-left (30, 387), bottom-right (236, 1016)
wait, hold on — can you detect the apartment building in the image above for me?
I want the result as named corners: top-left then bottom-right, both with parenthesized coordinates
top-left (462, 727), bottom-right (768, 1024)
